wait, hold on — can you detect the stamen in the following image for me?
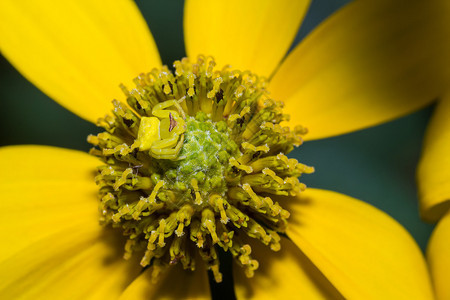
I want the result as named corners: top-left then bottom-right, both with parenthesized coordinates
top-left (209, 194), bottom-right (230, 224)
top-left (190, 179), bottom-right (203, 205)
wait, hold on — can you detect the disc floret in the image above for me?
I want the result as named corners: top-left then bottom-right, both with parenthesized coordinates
top-left (89, 56), bottom-right (314, 282)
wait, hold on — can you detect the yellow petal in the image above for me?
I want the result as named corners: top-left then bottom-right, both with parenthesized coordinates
top-left (0, 145), bottom-right (141, 298)
top-left (184, 0), bottom-right (310, 78)
top-left (234, 237), bottom-right (343, 300)
top-left (0, 0), bottom-right (161, 123)
top-left (270, 0), bottom-right (450, 140)
top-left (0, 229), bottom-right (142, 299)
top-left (0, 145), bottom-right (100, 261)
top-left (417, 94), bottom-right (450, 222)
top-left (427, 211), bottom-right (450, 300)
top-left (119, 264), bottom-right (211, 299)
top-left (285, 188), bottom-right (434, 299)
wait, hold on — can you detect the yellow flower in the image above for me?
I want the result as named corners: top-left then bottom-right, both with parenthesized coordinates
top-left (427, 210), bottom-right (450, 300)
top-left (403, 1), bottom-right (449, 297)
top-left (418, 93), bottom-right (450, 223)
top-left (416, 94), bottom-right (450, 300)
top-left (0, 0), bottom-right (445, 299)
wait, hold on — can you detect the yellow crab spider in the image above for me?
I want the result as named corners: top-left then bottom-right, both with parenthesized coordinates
top-left (135, 97), bottom-right (186, 160)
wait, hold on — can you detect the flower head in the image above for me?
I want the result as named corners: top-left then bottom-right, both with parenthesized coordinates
top-left (88, 56), bottom-right (314, 282)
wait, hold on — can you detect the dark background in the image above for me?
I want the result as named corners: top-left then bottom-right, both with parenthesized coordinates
top-left (0, 0), bottom-right (434, 253)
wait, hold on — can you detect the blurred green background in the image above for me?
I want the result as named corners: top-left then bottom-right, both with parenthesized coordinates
top-left (0, 0), bottom-right (434, 254)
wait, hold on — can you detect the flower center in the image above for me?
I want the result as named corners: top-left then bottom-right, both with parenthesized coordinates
top-left (163, 114), bottom-right (239, 199)
top-left (88, 56), bottom-right (314, 282)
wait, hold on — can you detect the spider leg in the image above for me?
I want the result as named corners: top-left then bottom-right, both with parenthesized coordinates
top-left (150, 135), bottom-right (185, 160)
